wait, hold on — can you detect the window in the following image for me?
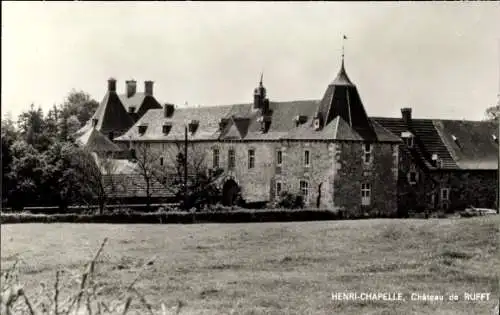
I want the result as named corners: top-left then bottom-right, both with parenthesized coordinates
top-left (300, 180), bottom-right (309, 201)
top-left (408, 171), bottom-right (418, 184)
top-left (162, 124), bottom-right (172, 135)
top-left (405, 137), bottom-right (414, 148)
top-left (248, 149), bottom-right (255, 169)
top-left (401, 131), bottom-right (414, 148)
top-left (275, 181), bottom-right (282, 198)
top-left (361, 183), bottom-right (371, 206)
top-left (160, 157), bottom-right (164, 166)
top-left (213, 148), bottom-right (220, 168)
top-left (441, 188), bottom-right (450, 201)
top-left (304, 150), bottom-right (310, 167)
top-left (138, 125), bottom-right (147, 135)
top-left (228, 149), bottom-right (235, 170)
top-left (276, 150), bottom-right (283, 166)
top-left (363, 143), bottom-right (372, 164)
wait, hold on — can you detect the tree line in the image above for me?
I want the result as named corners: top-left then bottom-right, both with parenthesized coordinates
top-left (1, 90), bottom-right (101, 210)
top-left (1, 90), bottom-right (226, 213)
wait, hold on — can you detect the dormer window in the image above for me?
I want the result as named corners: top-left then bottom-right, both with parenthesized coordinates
top-left (451, 135), bottom-right (461, 148)
top-left (432, 153), bottom-right (443, 168)
top-left (313, 118), bottom-right (321, 130)
top-left (294, 115), bottom-right (307, 127)
top-left (401, 131), bottom-right (414, 148)
top-left (162, 123), bottom-right (172, 135)
top-left (138, 124), bottom-right (148, 135)
top-left (219, 118), bottom-right (229, 132)
top-left (188, 120), bottom-right (199, 134)
top-left (258, 116), bottom-right (271, 133)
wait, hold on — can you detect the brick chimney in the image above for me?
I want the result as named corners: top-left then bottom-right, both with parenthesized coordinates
top-left (126, 80), bottom-right (137, 97)
top-left (145, 81), bottom-right (154, 96)
top-left (164, 103), bottom-right (175, 118)
top-left (108, 78), bottom-right (116, 92)
top-left (401, 107), bottom-right (412, 125)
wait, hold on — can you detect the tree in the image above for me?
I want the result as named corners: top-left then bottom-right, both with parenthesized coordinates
top-left (60, 90), bottom-right (99, 127)
top-left (156, 141), bottom-right (224, 210)
top-left (8, 140), bottom-right (44, 209)
top-left (1, 118), bottom-right (19, 207)
top-left (17, 104), bottom-right (53, 152)
top-left (129, 142), bottom-right (163, 211)
top-left (70, 149), bottom-right (119, 214)
top-left (485, 104), bottom-right (499, 120)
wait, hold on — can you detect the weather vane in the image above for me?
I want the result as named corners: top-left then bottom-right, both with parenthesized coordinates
top-left (342, 34), bottom-right (347, 61)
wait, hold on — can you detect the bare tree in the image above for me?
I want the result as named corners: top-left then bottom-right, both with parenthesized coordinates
top-left (70, 148), bottom-right (112, 214)
top-left (129, 142), bottom-right (163, 211)
top-left (155, 141), bottom-right (224, 210)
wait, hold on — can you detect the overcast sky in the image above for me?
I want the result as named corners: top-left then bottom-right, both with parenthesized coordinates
top-left (2, 2), bottom-right (499, 121)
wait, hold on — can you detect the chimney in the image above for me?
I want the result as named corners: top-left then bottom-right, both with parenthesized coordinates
top-left (108, 78), bottom-right (116, 92)
top-left (164, 103), bottom-right (175, 118)
top-left (126, 80), bottom-right (137, 97)
top-left (401, 107), bottom-right (412, 124)
top-left (145, 81), bottom-right (154, 96)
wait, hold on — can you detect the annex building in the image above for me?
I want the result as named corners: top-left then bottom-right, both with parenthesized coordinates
top-left (75, 57), bottom-right (499, 215)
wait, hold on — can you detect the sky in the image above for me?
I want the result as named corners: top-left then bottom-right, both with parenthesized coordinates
top-left (2, 2), bottom-right (500, 121)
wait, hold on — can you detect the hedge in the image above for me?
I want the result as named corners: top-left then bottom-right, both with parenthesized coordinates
top-left (0, 209), bottom-right (400, 224)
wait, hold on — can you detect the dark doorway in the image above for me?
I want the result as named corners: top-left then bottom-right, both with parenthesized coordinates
top-left (222, 179), bottom-right (239, 206)
top-left (316, 183), bottom-right (322, 208)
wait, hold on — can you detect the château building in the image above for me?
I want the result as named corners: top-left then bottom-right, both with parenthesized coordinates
top-left (76, 57), bottom-right (499, 215)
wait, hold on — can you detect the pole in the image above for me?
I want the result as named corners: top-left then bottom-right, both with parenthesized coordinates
top-left (184, 125), bottom-right (188, 209)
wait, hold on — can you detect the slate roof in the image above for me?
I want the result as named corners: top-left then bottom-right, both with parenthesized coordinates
top-left (374, 117), bottom-right (499, 170)
top-left (115, 100), bottom-right (400, 143)
top-left (88, 91), bottom-right (135, 137)
top-left (118, 93), bottom-right (163, 119)
top-left (75, 127), bottom-right (122, 152)
top-left (316, 59), bottom-right (376, 140)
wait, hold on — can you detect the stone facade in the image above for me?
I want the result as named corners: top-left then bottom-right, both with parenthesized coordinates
top-left (396, 148), bottom-right (498, 213)
top-left (146, 139), bottom-right (400, 215)
top-left (333, 142), bottom-right (398, 216)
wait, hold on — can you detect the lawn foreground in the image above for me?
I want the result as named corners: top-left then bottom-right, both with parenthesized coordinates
top-left (1, 217), bottom-right (499, 315)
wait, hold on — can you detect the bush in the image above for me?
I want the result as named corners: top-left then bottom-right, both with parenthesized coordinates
top-left (271, 191), bottom-right (305, 209)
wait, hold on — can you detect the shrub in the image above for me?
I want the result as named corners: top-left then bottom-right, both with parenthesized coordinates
top-left (274, 191), bottom-right (305, 209)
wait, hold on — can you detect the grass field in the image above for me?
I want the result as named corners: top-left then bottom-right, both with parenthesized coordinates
top-left (1, 217), bottom-right (499, 314)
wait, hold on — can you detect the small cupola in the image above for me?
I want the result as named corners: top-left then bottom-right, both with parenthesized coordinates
top-left (253, 73), bottom-right (267, 110)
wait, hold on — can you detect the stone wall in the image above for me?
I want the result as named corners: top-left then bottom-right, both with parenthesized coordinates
top-left (273, 141), bottom-right (336, 208)
top-left (333, 142), bottom-right (398, 217)
top-left (396, 148), bottom-right (498, 212)
top-left (143, 140), bottom-right (401, 214)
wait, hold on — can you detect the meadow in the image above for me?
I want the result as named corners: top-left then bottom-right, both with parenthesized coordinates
top-left (1, 217), bottom-right (498, 314)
